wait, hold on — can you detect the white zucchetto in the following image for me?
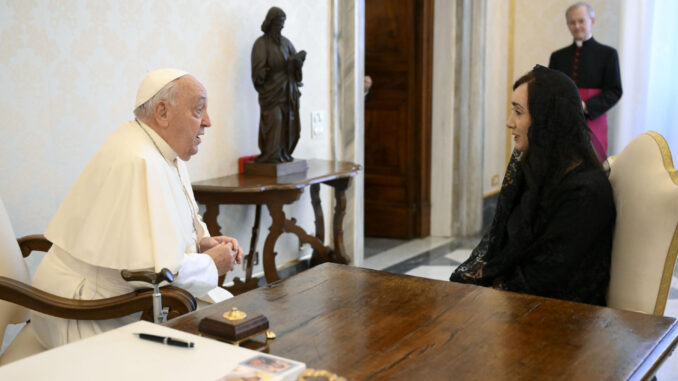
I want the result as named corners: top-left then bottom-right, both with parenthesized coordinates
top-left (134, 68), bottom-right (187, 109)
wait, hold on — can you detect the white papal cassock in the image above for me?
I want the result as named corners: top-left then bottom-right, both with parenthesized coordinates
top-left (31, 119), bottom-right (230, 348)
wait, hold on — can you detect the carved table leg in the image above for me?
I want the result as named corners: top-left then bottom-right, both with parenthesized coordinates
top-left (203, 202), bottom-right (222, 236)
top-left (326, 178), bottom-right (351, 264)
top-left (227, 204), bottom-right (262, 295)
top-left (310, 183), bottom-right (326, 266)
top-left (262, 200), bottom-right (286, 283)
top-left (262, 189), bottom-right (328, 283)
top-left (246, 204), bottom-right (262, 280)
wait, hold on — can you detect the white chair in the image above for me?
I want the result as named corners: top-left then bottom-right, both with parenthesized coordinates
top-left (0, 195), bottom-right (40, 364)
top-left (0, 196), bottom-right (196, 365)
top-left (606, 131), bottom-right (678, 315)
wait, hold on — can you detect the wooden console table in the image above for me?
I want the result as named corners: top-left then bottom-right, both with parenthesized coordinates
top-left (192, 159), bottom-right (359, 293)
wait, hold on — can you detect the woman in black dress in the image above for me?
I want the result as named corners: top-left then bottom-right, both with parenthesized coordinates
top-left (450, 65), bottom-right (616, 306)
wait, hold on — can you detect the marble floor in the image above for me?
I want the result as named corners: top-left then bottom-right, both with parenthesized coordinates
top-left (364, 235), bottom-right (678, 380)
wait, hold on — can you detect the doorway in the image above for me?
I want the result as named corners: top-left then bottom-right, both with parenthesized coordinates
top-left (364, 0), bottom-right (434, 239)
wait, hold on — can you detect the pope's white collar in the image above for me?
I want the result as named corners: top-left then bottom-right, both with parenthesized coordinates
top-left (135, 119), bottom-right (179, 163)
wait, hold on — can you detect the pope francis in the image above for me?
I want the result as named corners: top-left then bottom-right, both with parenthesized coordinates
top-left (30, 69), bottom-right (242, 348)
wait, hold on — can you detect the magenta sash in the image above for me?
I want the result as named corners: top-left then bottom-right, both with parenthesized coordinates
top-left (579, 88), bottom-right (607, 161)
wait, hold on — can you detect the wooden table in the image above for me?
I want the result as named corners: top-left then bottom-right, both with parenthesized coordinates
top-left (192, 160), bottom-right (359, 293)
top-left (166, 263), bottom-right (678, 380)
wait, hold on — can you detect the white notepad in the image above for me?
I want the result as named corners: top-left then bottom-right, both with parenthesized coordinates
top-left (0, 320), bottom-right (305, 381)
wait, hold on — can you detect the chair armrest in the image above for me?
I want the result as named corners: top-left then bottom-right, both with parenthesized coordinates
top-left (143, 287), bottom-right (197, 322)
top-left (121, 268), bottom-right (175, 285)
top-left (0, 276), bottom-right (196, 320)
top-left (16, 235), bottom-right (52, 258)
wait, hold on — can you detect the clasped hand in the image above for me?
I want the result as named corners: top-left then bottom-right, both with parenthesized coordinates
top-left (200, 236), bottom-right (244, 276)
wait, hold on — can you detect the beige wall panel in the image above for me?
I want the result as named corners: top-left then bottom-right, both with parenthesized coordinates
top-left (483, 0), bottom-right (510, 196)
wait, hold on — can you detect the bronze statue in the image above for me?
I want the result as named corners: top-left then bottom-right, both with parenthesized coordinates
top-left (251, 7), bottom-right (306, 163)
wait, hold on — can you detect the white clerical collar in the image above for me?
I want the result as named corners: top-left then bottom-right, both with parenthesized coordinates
top-left (575, 36), bottom-right (593, 47)
top-left (135, 119), bottom-right (179, 163)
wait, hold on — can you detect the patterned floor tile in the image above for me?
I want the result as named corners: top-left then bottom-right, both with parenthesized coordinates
top-left (446, 249), bottom-right (472, 263)
top-left (405, 265), bottom-right (457, 281)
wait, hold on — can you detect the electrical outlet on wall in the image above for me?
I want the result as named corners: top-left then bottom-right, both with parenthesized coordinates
top-left (311, 111), bottom-right (325, 139)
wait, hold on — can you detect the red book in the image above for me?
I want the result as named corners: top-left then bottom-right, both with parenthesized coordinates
top-left (238, 155), bottom-right (258, 173)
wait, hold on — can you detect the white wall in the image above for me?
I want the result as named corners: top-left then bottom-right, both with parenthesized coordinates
top-left (0, 0), bottom-right (334, 282)
top-left (615, 0), bottom-right (678, 156)
top-left (482, 0), bottom-right (510, 196)
top-left (430, 0), bottom-right (456, 236)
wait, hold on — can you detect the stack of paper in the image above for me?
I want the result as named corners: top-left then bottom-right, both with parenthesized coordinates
top-left (0, 320), bottom-right (305, 381)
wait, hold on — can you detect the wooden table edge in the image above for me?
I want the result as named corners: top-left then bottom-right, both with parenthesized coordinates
top-left (628, 317), bottom-right (678, 380)
top-left (192, 161), bottom-right (360, 194)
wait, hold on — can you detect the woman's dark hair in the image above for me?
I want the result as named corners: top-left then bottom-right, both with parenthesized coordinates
top-left (513, 65), bottom-right (601, 188)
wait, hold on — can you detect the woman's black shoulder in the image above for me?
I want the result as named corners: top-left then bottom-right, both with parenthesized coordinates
top-left (558, 165), bottom-right (614, 205)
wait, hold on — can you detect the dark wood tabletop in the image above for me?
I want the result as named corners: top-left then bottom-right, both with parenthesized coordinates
top-left (192, 159), bottom-right (360, 193)
top-left (166, 263), bottom-right (678, 380)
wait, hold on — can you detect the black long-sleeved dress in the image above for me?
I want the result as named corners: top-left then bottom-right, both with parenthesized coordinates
top-left (450, 160), bottom-right (616, 306)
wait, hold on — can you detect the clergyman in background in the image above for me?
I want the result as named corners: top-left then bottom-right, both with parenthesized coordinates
top-left (548, 2), bottom-right (622, 162)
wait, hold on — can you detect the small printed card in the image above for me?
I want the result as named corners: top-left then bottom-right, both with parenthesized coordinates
top-left (217, 365), bottom-right (274, 381)
top-left (243, 355), bottom-right (294, 373)
top-left (217, 354), bottom-right (304, 381)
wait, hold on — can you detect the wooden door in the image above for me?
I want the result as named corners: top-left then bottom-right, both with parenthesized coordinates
top-left (365, 0), bottom-right (433, 238)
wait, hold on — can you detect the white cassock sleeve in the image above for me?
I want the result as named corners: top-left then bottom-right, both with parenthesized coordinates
top-left (172, 252), bottom-right (218, 297)
top-left (176, 251), bottom-right (233, 304)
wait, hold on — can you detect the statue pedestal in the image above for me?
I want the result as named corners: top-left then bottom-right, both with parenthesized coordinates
top-left (244, 159), bottom-right (309, 177)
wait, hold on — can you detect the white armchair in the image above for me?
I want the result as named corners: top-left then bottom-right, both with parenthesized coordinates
top-left (606, 131), bottom-right (678, 315)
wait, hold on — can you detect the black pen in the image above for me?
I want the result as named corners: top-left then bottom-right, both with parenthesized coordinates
top-left (135, 333), bottom-right (195, 348)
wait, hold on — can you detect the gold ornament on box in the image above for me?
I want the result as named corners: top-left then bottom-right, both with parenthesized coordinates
top-left (223, 307), bottom-right (247, 321)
